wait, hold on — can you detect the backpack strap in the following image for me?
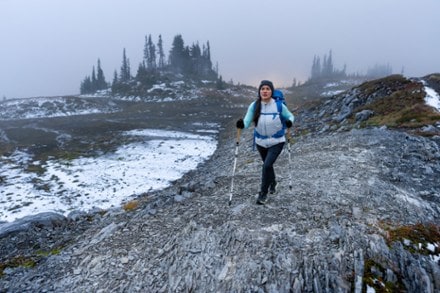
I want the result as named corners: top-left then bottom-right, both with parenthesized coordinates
top-left (276, 100), bottom-right (286, 127)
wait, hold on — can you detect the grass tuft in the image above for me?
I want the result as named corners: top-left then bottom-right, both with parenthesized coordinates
top-left (380, 222), bottom-right (440, 256)
top-left (386, 222), bottom-right (440, 255)
top-left (123, 200), bottom-right (139, 212)
top-left (0, 256), bottom-right (37, 277)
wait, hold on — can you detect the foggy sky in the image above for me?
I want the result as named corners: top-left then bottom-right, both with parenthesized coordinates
top-left (1, 0), bottom-right (440, 99)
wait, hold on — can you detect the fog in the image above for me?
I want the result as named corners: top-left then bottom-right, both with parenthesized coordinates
top-left (1, 0), bottom-right (439, 99)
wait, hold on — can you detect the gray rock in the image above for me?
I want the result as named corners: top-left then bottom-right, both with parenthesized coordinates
top-left (355, 109), bottom-right (374, 121)
top-left (0, 212), bottom-right (67, 238)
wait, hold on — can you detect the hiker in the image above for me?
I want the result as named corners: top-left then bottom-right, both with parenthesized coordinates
top-left (236, 80), bottom-right (294, 204)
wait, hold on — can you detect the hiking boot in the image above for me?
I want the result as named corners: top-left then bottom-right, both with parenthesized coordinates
top-left (256, 192), bottom-right (268, 205)
top-left (269, 181), bottom-right (277, 194)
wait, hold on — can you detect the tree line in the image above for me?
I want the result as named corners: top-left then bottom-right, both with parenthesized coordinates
top-left (80, 59), bottom-right (107, 94)
top-left (304, 50), bottom-right (393, 85)
top-left (81, 38), bottom-right (396, 95)
top-left (80, 34), bottom-right (219, 95)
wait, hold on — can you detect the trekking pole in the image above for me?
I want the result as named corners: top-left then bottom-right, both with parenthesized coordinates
top-left (286, 128), bottom-right (293, 190)
top-left (228, 128), bottom-right (241, 206)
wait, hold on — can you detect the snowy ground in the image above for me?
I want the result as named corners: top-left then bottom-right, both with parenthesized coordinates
top-left (0, 128), bottom-right (217, 222)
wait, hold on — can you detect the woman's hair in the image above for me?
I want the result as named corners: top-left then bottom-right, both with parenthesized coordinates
top-left (252, 80), bottom-right (274, 126)
top-left (252, 99), bottom-right (262, 126)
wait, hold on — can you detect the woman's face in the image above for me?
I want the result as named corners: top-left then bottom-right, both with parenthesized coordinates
top-left (260, 85), bottom-right (272, 102)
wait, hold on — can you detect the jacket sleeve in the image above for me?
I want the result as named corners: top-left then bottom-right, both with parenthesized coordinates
top-left (242, 101), bottom-right (256, 129)
top-left (281, 104), bottom-right (295, 123)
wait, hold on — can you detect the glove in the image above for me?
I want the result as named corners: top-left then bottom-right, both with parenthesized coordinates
top-left (285, 120), bottom-right (293, 128)
top-left (236, 119), bottom-right (244, 129)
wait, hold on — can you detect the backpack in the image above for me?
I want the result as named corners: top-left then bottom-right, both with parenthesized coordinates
top-left (272, 89), bottom-right (287, 127)
top-left (273, 89), bottom-right (286, 106)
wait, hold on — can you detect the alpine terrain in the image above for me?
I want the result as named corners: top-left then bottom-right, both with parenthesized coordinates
top-left (1, 74), bottom-right (440, 292)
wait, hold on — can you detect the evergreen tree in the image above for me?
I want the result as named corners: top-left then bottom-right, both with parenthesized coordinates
top-left (327, 50), bottom-right (334, 75)
top-left (143, 34), bottom-right (157, 71)
top-left (205, 41), bottom-right (211, 61)
top-left (112, 70), bottom-right (118, 85)
top-left (216, 75), bottom-right (225, 89)
top-left (96, 59), bottom-right (107, 90)
top-left (80, 76), bottom-right (92, 94)
top-left (111, 70), bottom-right (118, 93)
top-left (291, 78), bottom-right (298, 88)
top-left (202, 41), bottom-right (215, 78)
top-left (214, 61), bottom-right (219, 77)
top-left (157, 34), bottom-right (165, 69)
top-left (190, 42), bottom-right (202, 76)
top-left (143, 35), bottom-right (150, 68)
top-left (91, 66), bottom-right (97, 91)
top-left (169, 34), bottom-right (187, 74)
top-left (311, 56), bottom-right (321, 79)
top-left (136, 61), bottom-right (147, 81)
top-left (147, 35), bottom-right (156, 70)
top-left (120, 48), bottom-right (131, 82)
top-left (322, 50), bottom-right (334, 77)
top-left (183, 46), bottom-right (191, 73)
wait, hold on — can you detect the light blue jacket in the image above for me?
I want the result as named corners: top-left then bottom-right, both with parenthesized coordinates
top-left (242, 98), bottom-right (294, 148)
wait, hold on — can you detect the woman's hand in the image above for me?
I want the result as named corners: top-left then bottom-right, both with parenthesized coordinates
top-left (236, 119), bottom-right (244, 129)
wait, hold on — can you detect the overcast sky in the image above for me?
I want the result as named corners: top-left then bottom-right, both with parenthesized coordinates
top-left (1, 0), bottom-right (440, 99)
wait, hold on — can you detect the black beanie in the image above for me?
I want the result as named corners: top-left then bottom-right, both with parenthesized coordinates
top-left (258, 80), bottom-right (274, 97)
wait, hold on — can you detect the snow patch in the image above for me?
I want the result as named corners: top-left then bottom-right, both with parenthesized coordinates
top-left (424, 86), bottom-right (440, 111)
top-left (0, 128), bottom-right (217, 222)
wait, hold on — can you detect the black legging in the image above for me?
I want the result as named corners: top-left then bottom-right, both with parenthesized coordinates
top-left (256, 142), bottom-right (285, 194)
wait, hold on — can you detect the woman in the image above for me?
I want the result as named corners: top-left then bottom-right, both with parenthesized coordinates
top-left (236, 80), bottom-right (294, 205)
